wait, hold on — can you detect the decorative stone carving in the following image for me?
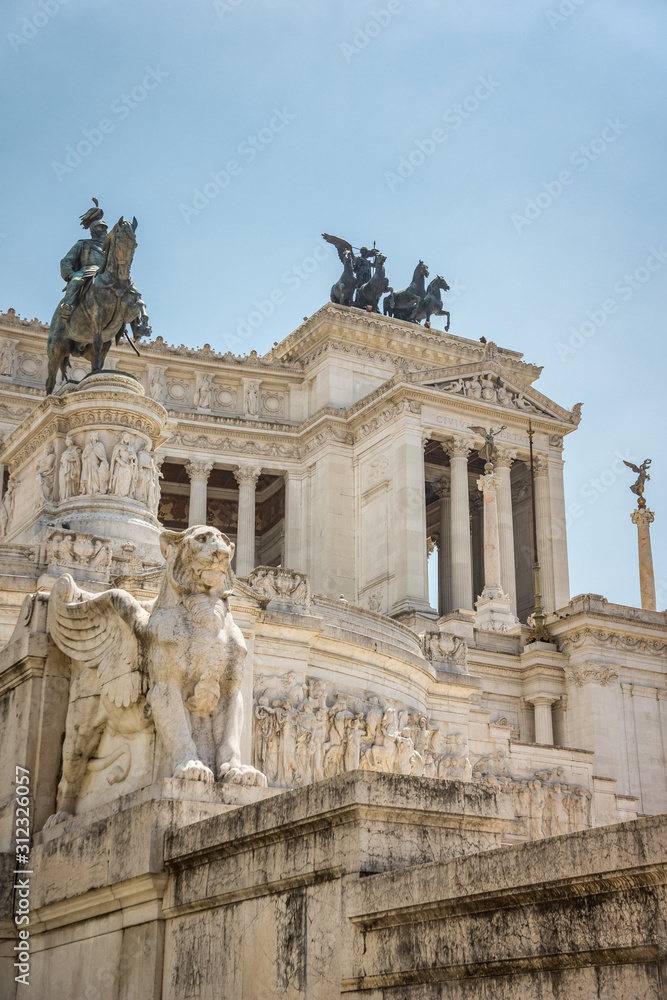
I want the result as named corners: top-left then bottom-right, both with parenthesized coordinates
top-left (216, 386), bottom-right (237, 409)
top-left (367, 589), bottom-right (383, 613)
top-left (494, 447), bottom-right (516, 469)
top-left (557, 628), bottom-right (667, 657)
top-left (431, 476), bottom-right (450, 499)
top-left (135, 448), bottom-right (158, 507)
top-left (0, 339), bottom-right (17, 377)
top-left (46, 525), bottom-right (267, 823)
top-left (35, 443), bottom-right (56, 502)
top-left (261, 393), bottom-right (284, 416)
top-left (367, 455), bottom-right (389, 485)
top-left (193, 374), bottom-right (213, 410)
top-left (58, 436), bottom-right (82, 500)
top-left (440, 372), bottom-right (543, 413)
top-left (0, 476), bottom-right (16, 538)
top-left (46, 529), bottom-right (112, 575)
top-left (564, 664), bottom-right (618, 688)
top-left (631, 508), bottom-right (655, 527)
top-left (472, 751), bottom-right (591, 838)
top-left (244, 381), bottom-right (259, 416)
top-left (79, 433), bottom-right (110, 496)
top-left (109, 434), bottom-right (138, 497)
top-left (421, 631), bottom-right (468, 673)
top-left (253, 672), bottom-right (471, 789)
top-left (247, 566), bottom-right (310, 611)
top-left (148, 367), bottom-right (166, 403)
top-left (445, 436), bottom-right (472, 459)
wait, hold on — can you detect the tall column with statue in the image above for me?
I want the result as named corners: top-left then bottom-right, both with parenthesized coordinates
top-left (625, 459), bottom-right (656, 611)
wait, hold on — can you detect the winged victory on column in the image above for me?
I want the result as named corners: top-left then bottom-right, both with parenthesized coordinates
top-left (623, 459), bottom-right (652, 506)
top-left (469, 425), bottom-right (507, 469)
top-left (46, 198), bottom-right (152, 394)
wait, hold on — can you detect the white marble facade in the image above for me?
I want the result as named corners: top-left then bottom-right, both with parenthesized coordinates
top-left (0, 304), bottom-right (664, 836)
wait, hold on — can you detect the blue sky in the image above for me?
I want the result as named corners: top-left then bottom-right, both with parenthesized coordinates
top-left (1, 0), bottom-right (665, 609)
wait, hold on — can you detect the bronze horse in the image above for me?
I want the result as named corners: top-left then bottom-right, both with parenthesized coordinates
top-left (354, 252), bottom-right (390, 313)
top-left (383, 260), bottom-right (429, 323)
top-left (46, 217), bottom-right (151, 394)
top-left (415, 276), bottom-right (451, 330)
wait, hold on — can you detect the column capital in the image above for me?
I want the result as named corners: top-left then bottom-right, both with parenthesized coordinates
top-left (524, 693), bottom-right (559, 707)
top-left (184, 459), bottom-right (213, 482)
top-left (477, 472), bottom-right (501, 494)
top-left (234, 465), bottom-right (262, 488)
top-left (431, 476), bottom-right (451, 499)
top-left (445, 436), bottom-right (472, 459)
top-left (533, 454), bottom-right (550, 477)
top-left (631, 507), bottom-right (655, 526)
top-left (494, 447), bottom-right (516, 470)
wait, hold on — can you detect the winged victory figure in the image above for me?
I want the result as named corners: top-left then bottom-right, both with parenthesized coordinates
top-left (469, 425), bottom-right (507, 467)
top-left (623, 458), bottom-right (652, 503)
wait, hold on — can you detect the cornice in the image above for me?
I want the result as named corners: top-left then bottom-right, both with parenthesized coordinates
top-left (271, 303), bottom-right (542, 380)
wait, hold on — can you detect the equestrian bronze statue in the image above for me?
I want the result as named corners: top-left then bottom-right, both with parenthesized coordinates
top-left (46, 199), bottom-right (152, 394)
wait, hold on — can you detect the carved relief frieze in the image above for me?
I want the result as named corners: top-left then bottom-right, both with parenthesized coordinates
top-left (45, 529), bottom-right (113, 577)
top-left (558, 627), bottom-right (667, 658)
top-left (472, 751), bottom-right (591, 838)
top-left (253, 672), bottom-right (472, 789)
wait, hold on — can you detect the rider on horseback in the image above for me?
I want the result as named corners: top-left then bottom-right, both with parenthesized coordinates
top-left (59, 199), bottom-right (109, 322)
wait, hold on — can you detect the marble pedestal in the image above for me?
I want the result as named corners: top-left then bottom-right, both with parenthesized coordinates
top-left (0, 371), bottom-right (169, 565)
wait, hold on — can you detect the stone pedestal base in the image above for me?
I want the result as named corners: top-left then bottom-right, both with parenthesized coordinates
top-left (475, 590), bottom-right (522, 634)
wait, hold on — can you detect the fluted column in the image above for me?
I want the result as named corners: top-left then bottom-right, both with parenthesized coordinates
top-left (185, 459), bottom-right (213, 527)
top-left (234, 465), bottom-right (261, 577)
top-left (446, 438), bottom-right (473, 610)
top-left (284, 470), bottom-right (303, 571)
top-left (433, 478), bottom-right (451, 615)
top-left (495, 448), bottom-right (517, 615)
top-left (631, 507), bottom-right (656, 611)
top-left (534, 456), bottom-right (556, 614)
top-left (388, 425), bottom-right (433, 617)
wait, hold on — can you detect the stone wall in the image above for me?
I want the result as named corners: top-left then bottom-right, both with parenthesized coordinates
top-left (3, 772), bottom-right (664, 999)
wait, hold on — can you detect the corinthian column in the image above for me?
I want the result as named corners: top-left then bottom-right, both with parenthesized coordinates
top-left (433, 478), bottom-right (451, 616)
top-left (495, 448), bottom-right (517, 616)
top-left (534, 456), bottom-right (556, 614)
top-left (631, 507), bottom-right (656, 611)
top-left (185, 459), bottom-right (213, 527)
top-left (234, 465), bottom-right (261, 577)
top-left (446, 438), bottom-right (473, 611)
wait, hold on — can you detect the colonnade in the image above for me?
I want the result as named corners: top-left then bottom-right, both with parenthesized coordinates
top-left (427, 438), bottom-right (566, 619)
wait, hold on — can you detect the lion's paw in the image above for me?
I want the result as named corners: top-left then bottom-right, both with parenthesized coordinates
top-left (173, 759), bottom-right (215, 783)
top-left (218, 763), bottom-right (268, 787)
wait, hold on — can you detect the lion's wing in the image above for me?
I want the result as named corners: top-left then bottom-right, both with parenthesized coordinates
top-left (48, 574), bottom-right (149, 709)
